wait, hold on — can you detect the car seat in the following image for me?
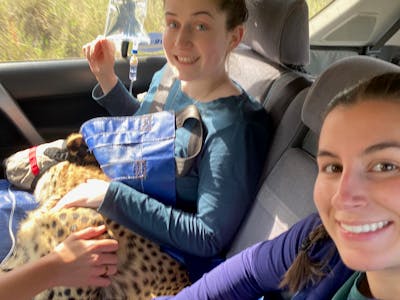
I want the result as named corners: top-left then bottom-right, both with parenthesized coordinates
top-left (227, 55), bottom-right (400, 257)
top-left (229, 0), bottom-right (312, 129)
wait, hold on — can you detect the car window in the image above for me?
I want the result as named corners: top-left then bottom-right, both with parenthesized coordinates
top-left (0, 0), bottom-right (336, 63)
top-left (0, 0), bottom-right (164, 62)
top-left (306, 0), bottom-right (334, 18)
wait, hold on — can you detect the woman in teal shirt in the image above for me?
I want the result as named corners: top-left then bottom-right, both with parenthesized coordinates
top-left (55, 0), bottom-right (270, 280)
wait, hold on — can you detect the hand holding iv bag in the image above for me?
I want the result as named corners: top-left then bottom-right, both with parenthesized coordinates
top-left (103, 0), bottom-right (150, 45)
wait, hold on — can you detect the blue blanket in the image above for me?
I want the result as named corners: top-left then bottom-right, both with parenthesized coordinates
top-left (0, 180), bottom-right (38, 263)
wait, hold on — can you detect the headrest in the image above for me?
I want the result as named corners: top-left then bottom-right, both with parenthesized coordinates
top-left (244, 0), bottom-right (309, 66)
top-left (302, 56), bottom-right (400, 135)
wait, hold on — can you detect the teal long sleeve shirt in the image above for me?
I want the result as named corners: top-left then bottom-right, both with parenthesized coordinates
top-left (91, 65), bottom-right (271, 258)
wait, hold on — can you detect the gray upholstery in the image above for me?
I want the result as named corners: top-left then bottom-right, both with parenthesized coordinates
top-left (302, 56), bottom-right (400, 135)
top-left (228, 89), bottom-right (315, 256)
top-left (305, 49), bottom-right (359, 76)
top-left (229, 45), bottom-right (282, 102)
top-left (244, 0), bottom-right (309, 66)
top-left (226, 0), bottom-right (312, 256)
top-left (262, 88), bottom-right (310, 177)
top-left (228, 55), bottom-right (400, 257)
top-left (229, 0), bottom-right (311, 104)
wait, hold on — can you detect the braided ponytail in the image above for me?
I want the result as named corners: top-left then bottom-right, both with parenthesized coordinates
top-left (281, 73), bottom-right (400, 294)
top-left (279, 225), bottom-right (331, 293)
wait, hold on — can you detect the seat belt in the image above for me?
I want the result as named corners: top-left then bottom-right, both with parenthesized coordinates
top-left (263, 72), bottom-right (311, 129)
top-left (149, 64), bottom-right (203, 177)
top-left (0, 84), bottom-right (45, 146)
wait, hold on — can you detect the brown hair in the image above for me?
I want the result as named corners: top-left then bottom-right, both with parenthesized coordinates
top-left (216, 0), bottom-right (249, 30)
top-left (163, 0), bottom-right (248, 30)
top-left (325, 72), bottom-right (400, 116)
top-left (280, 72), bottom-right (400, 294)
top-left (279, 225), bottom-right (331, 293)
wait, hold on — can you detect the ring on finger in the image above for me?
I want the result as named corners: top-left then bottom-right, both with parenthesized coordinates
top-left (102, 265), bottom-right (109, 276)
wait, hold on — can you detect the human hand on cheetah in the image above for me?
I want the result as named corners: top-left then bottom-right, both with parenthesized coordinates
top-left (52, 179), bottom-right (110, 211)
top-left (50, 225), bottom-right (119, 287)
top-left (0, 225), bottom-right (118, 300)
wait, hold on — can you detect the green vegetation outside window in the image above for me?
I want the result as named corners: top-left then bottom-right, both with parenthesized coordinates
top-left (0, 0), bottom-right (163, 62)
top-left (0, 0), bottom-right (332, 62)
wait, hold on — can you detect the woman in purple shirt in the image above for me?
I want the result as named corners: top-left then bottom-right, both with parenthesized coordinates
top-left (156, 72), bottom-right (400, 300)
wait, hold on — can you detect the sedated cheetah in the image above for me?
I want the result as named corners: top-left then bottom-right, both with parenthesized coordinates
top-left (0, 133), bottom-right (190, 300)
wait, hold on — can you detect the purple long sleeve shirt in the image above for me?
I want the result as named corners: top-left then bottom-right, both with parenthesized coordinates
top-left (155, 213), bottom-right (354, 300)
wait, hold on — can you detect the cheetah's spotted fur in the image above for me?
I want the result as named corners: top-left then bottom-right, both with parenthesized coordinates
top-left (0, 134), bottom-right (190, 299)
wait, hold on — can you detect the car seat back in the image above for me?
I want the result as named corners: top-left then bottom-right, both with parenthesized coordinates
top-left (227, 55), bottom-right (400, 257)
top-left (229, 0), bottom-right (312, 129)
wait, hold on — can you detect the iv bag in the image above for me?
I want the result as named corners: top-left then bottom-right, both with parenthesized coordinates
top-left (104, 0), bottom-right (150, 46)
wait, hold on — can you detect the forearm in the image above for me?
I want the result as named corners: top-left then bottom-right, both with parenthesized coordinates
top-left (154, 242), bottom-right (269, 300)
top-left (91, 64), bottom-right (168, 117)
top-left (98, 132), bottom-right (262, 256)
top-left (97, 72), bottom-right (118, 96)
top-left (154, 214), bottom-right (324, 300)
top-left (99, 182), bottom-right (221, 256)
top-left (92, 79), bottom-right (140, 116)
top-left (0, 254), bottom-right (59, 299)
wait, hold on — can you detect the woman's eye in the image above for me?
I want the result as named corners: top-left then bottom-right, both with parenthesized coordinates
top-left (196, 24), bottom-right (207, 31)
top-left (166, 21), bottom-right (177, 29)
top-left (323, 164), bottom-right (342, 173)
top-left (371, 162), bottom-right (398, 172)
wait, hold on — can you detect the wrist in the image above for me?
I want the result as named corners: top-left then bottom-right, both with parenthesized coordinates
top-left (41, 251), bottom-right (65, 288)
top-left (97, 73), bottom-right (118, 95)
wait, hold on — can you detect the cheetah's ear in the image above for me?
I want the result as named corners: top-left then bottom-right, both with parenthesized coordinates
top-left (65, 133), bottom-right (98, 166)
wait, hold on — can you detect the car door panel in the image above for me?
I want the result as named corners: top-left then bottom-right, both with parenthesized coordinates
top-left (0, 56), bottom-right (166, 177)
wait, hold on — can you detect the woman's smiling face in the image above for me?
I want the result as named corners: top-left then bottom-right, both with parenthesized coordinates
top-left (314, 99), bottom-right (400, 272)
top-left (162, 0), bottom-right (242, 82)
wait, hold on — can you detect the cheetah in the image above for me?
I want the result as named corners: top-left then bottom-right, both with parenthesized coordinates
top-left (0, 133), bottom-right (190, 300)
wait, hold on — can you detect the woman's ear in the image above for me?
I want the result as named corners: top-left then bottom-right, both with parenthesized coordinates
top-left (229, 25), bottom-right (245, 51)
